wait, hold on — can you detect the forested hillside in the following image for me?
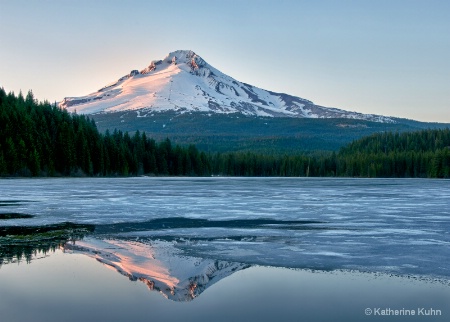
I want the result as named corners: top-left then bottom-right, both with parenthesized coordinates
top-left (1, 88), bottom-right (449, 178)
top-left (0, 88), bottom-right (209, 176)
top-left (92, 111), bottom-right (439, 153)
top-left (336, 130), bottom-right (450, 178)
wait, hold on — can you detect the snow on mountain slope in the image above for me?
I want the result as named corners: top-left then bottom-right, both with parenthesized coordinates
top-left (60, 50), bottom-right (394, 122)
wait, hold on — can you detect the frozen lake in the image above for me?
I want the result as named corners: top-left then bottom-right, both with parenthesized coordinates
top-left (1, 177), bottom-right (449, 320)
top-left (2, 177), bottom-right (450, 276)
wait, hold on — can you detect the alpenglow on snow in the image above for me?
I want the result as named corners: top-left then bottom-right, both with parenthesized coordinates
top-left (60, 50), bottom-right (393, 122)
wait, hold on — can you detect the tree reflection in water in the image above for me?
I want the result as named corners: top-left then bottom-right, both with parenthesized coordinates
top-left (0, 222), bottom-right (94, 265)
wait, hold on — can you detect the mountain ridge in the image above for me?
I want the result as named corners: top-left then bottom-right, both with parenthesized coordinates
top-left (92, 111), bottom-right (449, 153)
top-left (60, 50), bottom-right (394, 123)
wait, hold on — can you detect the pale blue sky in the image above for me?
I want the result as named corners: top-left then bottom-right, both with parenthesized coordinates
top-left (1, 0), bottom-right (449, 122)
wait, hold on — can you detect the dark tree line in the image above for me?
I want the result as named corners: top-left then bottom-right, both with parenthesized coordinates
top-left (1, 88), bottom-right (449, 178)
top-left (335, 130), bottom-right (450, 178)
top-left (0, 88), bottom-right (212, 176)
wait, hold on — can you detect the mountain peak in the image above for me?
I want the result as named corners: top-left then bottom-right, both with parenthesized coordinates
top-left (165, 49), bottom-right (197, 61)
top-left (139, 50), bottom-right (205, 75)
top-left (59, 50), bottom-right (394, 123)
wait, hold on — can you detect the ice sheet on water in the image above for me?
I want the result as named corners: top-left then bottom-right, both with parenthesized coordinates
top-left (1, 177), bottom-right (449, 279)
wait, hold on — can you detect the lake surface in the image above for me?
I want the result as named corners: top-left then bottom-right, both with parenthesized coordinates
top-left (1, 178), bottom-right (449, 321)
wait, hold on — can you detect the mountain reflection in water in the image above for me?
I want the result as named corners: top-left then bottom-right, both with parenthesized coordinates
top-left (62, 238), bottom-right (250, 301)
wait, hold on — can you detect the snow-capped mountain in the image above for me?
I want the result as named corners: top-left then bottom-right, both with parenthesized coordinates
top-left (60, 50), bottom-right (393, 122)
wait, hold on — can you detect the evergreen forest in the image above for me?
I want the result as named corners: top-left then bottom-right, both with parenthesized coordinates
top-left (1, 88), bottom-right (449, 178)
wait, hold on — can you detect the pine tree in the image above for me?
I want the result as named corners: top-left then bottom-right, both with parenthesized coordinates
top-left (0, 151), bottom-right (7, 176)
